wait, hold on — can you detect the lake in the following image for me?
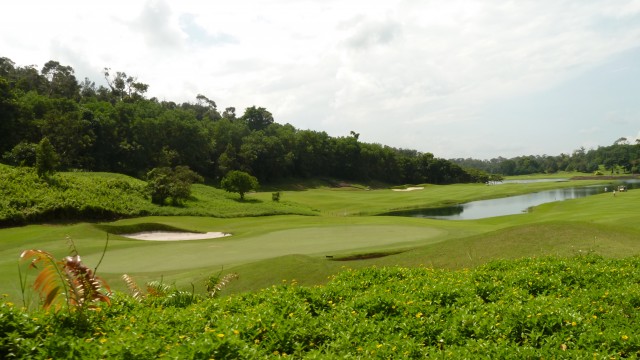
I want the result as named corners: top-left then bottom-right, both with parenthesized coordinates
top-left (386, 180), bottom-right (640, 220)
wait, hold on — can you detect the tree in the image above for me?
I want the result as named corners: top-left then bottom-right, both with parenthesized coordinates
top-left (103, 68), bottom-right (148, 102)
top-left (147, 166), bottom-right (203, 205)
top-left (220, 170), bottom-right (259, 200)
top-left (35, 137), bottom-right (59, 178)
top-left (614, 137), bottom-right (628, 146)
top-left (2, 141), bottom-right (37, 166)
top-left (41, 60), bottom-right (80, 99)
top-left (0, 77), bottom-right (21, 154)
top-left (241, 106), bottom-right (273, 131)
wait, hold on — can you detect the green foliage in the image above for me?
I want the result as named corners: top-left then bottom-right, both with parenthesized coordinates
top-left (2, 256), bottom-right (640, 358)
top-left (220, 170), bottom-right (259, 200)
top-left (3, 56), bottom-right (504, 186)
top-left (122, 274), bottom-right (201, 308)
top-left (2, 142), bottom-right (37, 167)
top-left (146, 166), bottom-right (204, 205)
top-left (0, 166), bottom-right (149, 226)
top-left (35, 137), bottom-right (59, 178)
top-left (0, 166), bottom-right (314, 226)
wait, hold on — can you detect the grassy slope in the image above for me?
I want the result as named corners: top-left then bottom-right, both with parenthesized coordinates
top-left (1, 166), bottom-right (637, 300)
top-left (0, 166), bottom-right (316, 226)
top-left (222, 188), bottom-right (640, 295)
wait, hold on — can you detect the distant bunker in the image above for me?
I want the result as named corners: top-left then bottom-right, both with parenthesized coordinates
top-left (121, 231), bottom-right (231, 241)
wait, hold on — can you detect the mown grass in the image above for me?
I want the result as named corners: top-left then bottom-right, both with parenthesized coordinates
top-left (1, 165), bottom-right (636, 299)
top-left (2, 184), bottom-right (638, 301)
top-left (258, 178), bottom-right (613, 216)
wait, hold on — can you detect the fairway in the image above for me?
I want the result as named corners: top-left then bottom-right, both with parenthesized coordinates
top-left (82, 224), bottom-right (444, 273)
top-left (3, 178), bottom-right (638, 300)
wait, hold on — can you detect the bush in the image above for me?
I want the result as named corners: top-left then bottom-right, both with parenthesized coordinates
top-left (35, 137), bottom-right (59, 178)
top-left (2, 142), bottom-right (37, 167)
top-left (146, 166), bottom-right (203, 205)
top-left (3, 256), bottom-right (640, 358)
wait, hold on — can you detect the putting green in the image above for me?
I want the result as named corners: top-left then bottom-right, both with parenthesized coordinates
top-left (84, 225), bottom-right (445, 273)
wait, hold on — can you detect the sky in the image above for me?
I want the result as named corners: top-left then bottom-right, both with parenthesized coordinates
top-left (2, 0), bottom-right (640, 160)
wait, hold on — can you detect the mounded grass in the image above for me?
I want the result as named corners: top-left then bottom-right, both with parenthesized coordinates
top-left (0, 166), bottom-right (316, 227)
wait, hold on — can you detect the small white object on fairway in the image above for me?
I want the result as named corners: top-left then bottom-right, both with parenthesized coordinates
top-left (392, 187), bottom-right (424, 192)
top-left (121, 231), bottom-right (231, 241)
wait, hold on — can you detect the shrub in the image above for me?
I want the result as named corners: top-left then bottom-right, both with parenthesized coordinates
top-left (146, 166), bottom-right (204, 205)
top-left (35, 137), bottom-right (59, 178)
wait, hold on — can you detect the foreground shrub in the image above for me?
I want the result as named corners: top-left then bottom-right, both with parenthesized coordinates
top-left (2, 255), bottom-right (639, 358)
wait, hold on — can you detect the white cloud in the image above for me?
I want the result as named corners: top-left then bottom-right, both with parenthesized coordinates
top-left (2, 0), bottom-right (640, 158)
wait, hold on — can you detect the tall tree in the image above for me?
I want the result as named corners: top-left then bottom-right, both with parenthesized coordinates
top-left (0, 77), bottom-right (20, 153)
top-left (241, 106), bottom-right (274, 131)
top-left (41, 60), bottom-right (80, 99)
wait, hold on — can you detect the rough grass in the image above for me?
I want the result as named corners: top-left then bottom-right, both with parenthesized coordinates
top-left (0, 166), bottom-right (316, 226)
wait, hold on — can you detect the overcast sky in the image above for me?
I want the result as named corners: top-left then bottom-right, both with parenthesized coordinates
top-left (3, 0), bottom-right (640, 159)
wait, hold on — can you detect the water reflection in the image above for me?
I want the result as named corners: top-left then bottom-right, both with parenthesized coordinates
top-left (386, 180), bottom-right (639, 220)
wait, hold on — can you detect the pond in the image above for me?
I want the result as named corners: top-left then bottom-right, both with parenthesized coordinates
top-left (386, 180), bottom-right (640, 220)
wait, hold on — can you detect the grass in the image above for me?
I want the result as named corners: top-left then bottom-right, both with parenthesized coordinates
top-left (2, 174), bottom-right (638, 301)
top-left (0, 166), bottom-right (316, 227)
top-left (3, 170), bottom-right (640, 357)
top-left (258, 178), bottom-right (613, 216)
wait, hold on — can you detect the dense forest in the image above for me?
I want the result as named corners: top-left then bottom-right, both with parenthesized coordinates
top-left (451, 139), bottom-right (640, 176)
top-left (0, 56), bottom-right (491, 185)
top-left (2, 56), bottom-right (637, 185)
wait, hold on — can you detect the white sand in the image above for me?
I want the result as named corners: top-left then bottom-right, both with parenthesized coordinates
top-left (121, 231), bottom-right (231, 241)
top-left (392, 187), bottom-right (424, 192)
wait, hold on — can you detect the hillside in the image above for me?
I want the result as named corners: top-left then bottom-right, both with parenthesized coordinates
top-left (0, 165), bottom-right (315, 226)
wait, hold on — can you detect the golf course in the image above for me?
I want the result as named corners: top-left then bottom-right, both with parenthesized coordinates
top-left (2, 38), bottom-right (640, 357)
top-left (2, 170), bottom-right (638, 300)
top-left (3, 167), bottom-right (640, 358)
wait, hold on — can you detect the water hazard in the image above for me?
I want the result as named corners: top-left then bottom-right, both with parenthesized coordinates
top-left (387, 180), bottom-right (640, 220)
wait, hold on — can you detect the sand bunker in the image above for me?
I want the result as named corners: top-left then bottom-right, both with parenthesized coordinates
top-left (121, 231), bottom-right (231, 241)
top-left (392, 187), bottom-right (424, 192)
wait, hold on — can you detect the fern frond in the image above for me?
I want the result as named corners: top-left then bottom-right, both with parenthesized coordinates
top-left (62, 255), bottom-right (111, 308)
top-left (21, 249), bottom-right (66, 310)
top-left (208, 273), bottom-right (239, 297)
top-left (146, 281), bottom-right (171, 297)
top-left (122, 274), bottom-right (145, 301)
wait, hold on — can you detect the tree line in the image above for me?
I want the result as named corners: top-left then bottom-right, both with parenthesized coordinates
top-left (0, 56), bottom-right (490, 185)
top-left (450, 137), bottom-right (640, 177)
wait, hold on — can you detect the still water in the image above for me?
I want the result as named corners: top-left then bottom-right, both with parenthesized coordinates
top-left (387, 180), bottom-right (640, 220)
